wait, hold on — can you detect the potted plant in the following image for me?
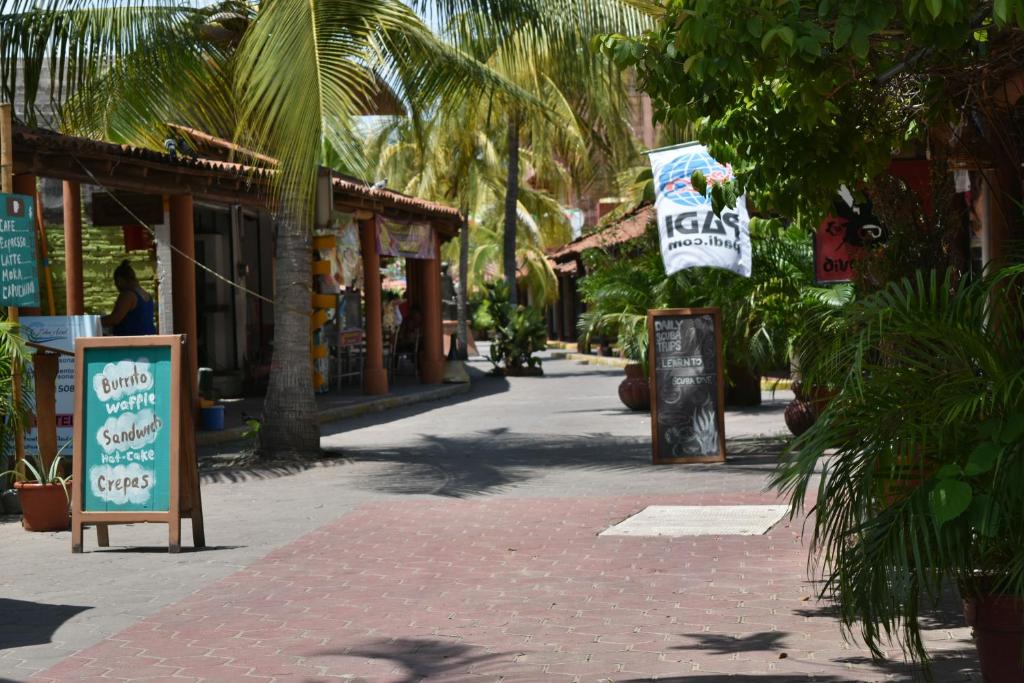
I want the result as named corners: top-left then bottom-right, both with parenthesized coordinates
top-left (783, 284), bottom-right (855, 436)
top-left (772, 266), bottom-right (1024, 681)
top-left (0, 318), bottom-right (32, 515)
top-left (577, 217), bottom-right (812, 410)
top-left (2, 450), bottom-right (72, 531)
top-left (474, 281), bottom-right (547, 376)
top-left (578, 309), bottom-right (650, 411)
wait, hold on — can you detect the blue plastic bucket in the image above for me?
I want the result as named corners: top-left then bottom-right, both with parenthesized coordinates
top-left (200, 405), bottom-right (225, 431)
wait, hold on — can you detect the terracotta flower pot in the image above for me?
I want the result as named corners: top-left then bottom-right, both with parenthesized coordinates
top-left (964, 593), bottom-right (1024, 682)
top-left (14, 481), bottom-right (71, 532)
top-left (618, 363), bottom-right (650, 411)
top-left (784, 398), bottom-right (816, 436)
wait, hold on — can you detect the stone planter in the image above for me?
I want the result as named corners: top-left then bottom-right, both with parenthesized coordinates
top-left (14, 481), bottom-right (71, 532)
top-left (618, 363), bottom-right (650, 411)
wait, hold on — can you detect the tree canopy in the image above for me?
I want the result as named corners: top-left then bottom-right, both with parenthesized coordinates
top-left (605, 1), bottom-right (1024, 220)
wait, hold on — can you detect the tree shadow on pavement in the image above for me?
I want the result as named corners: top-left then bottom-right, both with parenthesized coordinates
top-left (0, 598), bottom-right (91, 650)
top-left (672, 630), bottom-right (791, 655)
top-left (308, 638), bottom-right (504, 682)
top-left (330, 432), bottom-right (788, 498)
top-left (618, 678), bottom-right (858, 682)
top-left (666, 629), bottom-right (977, 682)
top-left (616, 677), bottom-right (879, 682)
top-left (200, 454), bottom-right (355, 484)
top-left (319, 370), bottom-right (511, 438)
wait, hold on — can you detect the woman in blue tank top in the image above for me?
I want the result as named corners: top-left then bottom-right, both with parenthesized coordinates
top-left (101, 260), bottom-right (157, 336)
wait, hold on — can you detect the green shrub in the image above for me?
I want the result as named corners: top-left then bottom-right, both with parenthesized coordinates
top-left (474, 281), bottom-right (547, 375)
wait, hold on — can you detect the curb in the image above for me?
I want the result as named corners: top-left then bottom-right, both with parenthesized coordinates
top-left (197, 382), bottom-right (473, 447)
top-left (559, 353), bottom-right (629, 369)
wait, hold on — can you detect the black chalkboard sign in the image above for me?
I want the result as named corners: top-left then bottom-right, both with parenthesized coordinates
top-left (647, 308), bottom-right (726, 464)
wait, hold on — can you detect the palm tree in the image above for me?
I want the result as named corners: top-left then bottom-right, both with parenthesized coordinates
top-left (1, 0), bottom-right (533, 459)
top-left (368, 1), bottom-right (653, 311)
top-left (439, 7), bottom-right (650, 305)
top-left (366, 98), bottom-right (570, 307)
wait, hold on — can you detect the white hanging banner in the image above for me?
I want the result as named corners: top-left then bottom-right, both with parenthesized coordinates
top-left (649, 143), bottom-right (752, 277)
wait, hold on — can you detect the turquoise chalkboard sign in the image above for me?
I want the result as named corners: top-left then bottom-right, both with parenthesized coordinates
top-left (72, 335), bottom-right (205, 553)
top-left (81, 344), bottom-right (172, 511)
top-left (0, 193), bottom-right (40, 307)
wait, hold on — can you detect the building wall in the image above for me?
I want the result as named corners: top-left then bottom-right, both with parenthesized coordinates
top-left (40, 178), bottom-right (156, 316)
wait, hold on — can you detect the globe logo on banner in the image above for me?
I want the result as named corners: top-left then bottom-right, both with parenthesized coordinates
top-left (648, 143), bottom-right (752, 278)
top-left (656, 148), bottom-right (734, 208)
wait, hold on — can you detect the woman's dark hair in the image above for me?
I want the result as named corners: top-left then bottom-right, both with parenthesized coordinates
top-left (113, 260), bottom-right (137, 283)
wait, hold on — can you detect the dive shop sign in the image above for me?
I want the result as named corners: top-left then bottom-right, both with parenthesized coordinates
top-left (814, 185), bottom-right (888, 284)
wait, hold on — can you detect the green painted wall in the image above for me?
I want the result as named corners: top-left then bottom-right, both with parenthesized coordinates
top-left (44, 224), bottom-right (156, 316)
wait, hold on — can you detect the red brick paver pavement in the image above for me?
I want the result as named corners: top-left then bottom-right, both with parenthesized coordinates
top-left (36, 493), bottom-right (975, 682)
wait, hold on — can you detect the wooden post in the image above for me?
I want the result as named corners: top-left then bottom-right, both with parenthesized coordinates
top-left (31, 352), bottom-right (59, 472)
top-left (62, 181), bottom-right (85, 315)
top-left (35, 193), bottom-right (55, 315)
top-left (169, 195), bottom-right (198, 398)
top-left (419, 229), bottom-right (444, 384)
top-left (359, 218), bottom-right (387, 394)
top-left (560, 275), bottom-right (575, 344)
top-left (1, 102), bottom-right (25, 470)
top-left (155, 197), bottom-right (174, 333)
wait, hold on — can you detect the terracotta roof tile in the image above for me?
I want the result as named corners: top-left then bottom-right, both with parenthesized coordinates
top-left (331, 175), bottom-right (460, 224)
top-left (548, 203), bottom-right (654, 262)
top-left (14, 124), bottom-right (462, 225)
top-left (13, 125), bottom-right (273, 179)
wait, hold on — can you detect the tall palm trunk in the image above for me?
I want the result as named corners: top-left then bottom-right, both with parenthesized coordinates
top-left (503, 113), bottom-right (520, 305)
top-left (457, 211), bottom-right (469, 360)
top-left (259, 203), bottom-right (320, 459)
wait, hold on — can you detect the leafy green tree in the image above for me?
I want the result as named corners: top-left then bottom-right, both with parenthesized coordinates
top-left (604, 1), bottom-right (1024, 254)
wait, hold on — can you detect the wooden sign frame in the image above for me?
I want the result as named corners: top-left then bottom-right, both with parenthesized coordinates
top-left (647, 307), bottom-right (726, 464)
top-left (71, 335), bottom-right (205, 553)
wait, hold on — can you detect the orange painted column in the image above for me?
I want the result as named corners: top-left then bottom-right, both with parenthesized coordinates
top-left (13, 175), bottom-right (41, 315)
top-left (359, 218), bottom-right (388, 395)
top-left (62, 181), bottom-right (85, 315)
top-left (169, 195), bottom-right (199, 400)
top-left (419, 229), bottom-right (444, 384)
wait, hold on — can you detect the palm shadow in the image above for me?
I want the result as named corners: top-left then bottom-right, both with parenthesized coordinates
top-left (672, 630), bottom-right (790, 655)
top-left (0, 598), bottom-right (91, 650)
top-left (668, 629), bottom-right (977, 682)
top-left (308, 638), bottom-right (505, 682)
top-left (329, 429), bottom-right (788, 498)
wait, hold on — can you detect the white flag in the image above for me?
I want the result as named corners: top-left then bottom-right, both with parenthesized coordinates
top-left (649, 143), bottom-right (752, 277)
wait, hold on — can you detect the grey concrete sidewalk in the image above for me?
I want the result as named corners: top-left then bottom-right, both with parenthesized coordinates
top-left (0, 356), bottom-right (975, 681)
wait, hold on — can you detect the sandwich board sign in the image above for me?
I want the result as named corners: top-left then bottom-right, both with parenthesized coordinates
top-left (0, 193), bottom-right (40, 307)
top-left (647, 308), bottom-right (726, 464)
top-left (72, 335), bottom-right (205, 553)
